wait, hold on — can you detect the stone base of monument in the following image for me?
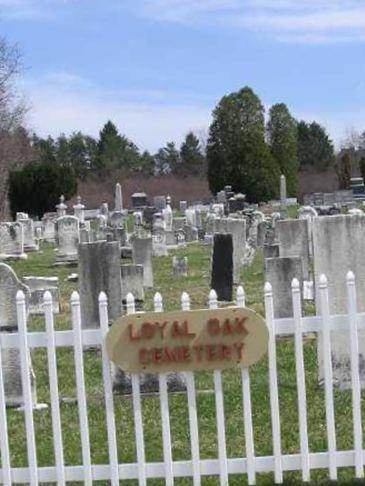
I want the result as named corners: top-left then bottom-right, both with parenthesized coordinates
top-left (0, 253), bottom-right (28, 261)
top-left (54, 253), bottom-right (78, 266)
top-left (112, 367), bottom-right (187, 394)
top-left (24, 244), bottom-right (39, 252)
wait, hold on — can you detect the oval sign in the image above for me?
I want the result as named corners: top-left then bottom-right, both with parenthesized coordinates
top-left (106, 307), bottom-right (268, 373)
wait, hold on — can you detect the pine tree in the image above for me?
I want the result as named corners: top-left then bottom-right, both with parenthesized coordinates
top-left (179, 132), bottom-right (205, 176)
top-left (154, 142), bottom-right (180, 175)
top-left (207, 86), bottom-right (280, 202)
top-left (337, 152), bottom-right (352, 189)
top-left (297, 121), bottom-right (335, 171)
top-left (267, 103), bottom-right (298, 196)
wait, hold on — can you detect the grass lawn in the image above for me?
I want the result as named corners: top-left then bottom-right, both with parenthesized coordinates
top-left (2, 241), bottom-right (364, 485)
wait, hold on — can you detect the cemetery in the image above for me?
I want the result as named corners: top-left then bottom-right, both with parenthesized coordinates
top-left (1, 7), bottom-right (365, 483)
top-left (0, 179), bottom-right (365, 485)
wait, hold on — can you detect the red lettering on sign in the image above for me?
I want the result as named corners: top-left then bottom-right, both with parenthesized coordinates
top-left (207, 318), bottom-right (220, 335)
top-left (234, 343), bottom-right (244, 359)
top-left (139, 348), bottom-right (149, 364)
top-left (235, 317), bottom-right (249, 336)
top-left (129, 324), bottom-right (140, 341)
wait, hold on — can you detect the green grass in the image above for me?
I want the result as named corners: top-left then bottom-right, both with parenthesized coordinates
top-left (2, 242), bottom-right (363, 485)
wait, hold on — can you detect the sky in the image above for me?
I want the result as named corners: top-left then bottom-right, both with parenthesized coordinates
top-left (1, 0), bottom-right (365, 151)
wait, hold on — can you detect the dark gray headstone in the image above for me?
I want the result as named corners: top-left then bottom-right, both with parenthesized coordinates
top-left (211, 233), bottom-right (233, 301)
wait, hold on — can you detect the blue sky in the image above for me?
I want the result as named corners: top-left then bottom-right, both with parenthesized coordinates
top-left (1, 0), bottom-right (365, 151)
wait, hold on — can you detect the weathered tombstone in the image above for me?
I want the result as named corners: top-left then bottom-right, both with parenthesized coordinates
top-left (226, 218), bottom-right (246, 284)
top-left (16, 215), bottom-right (38, 252)
top-left (184, 224), bottom-right (198, 242)
top-left (195, 209), bottom-right (202, 229)
top-left (0, 263), bottom-right (37, 407)
top-left (162, 202), bottom-right (173, 231)
top-left (172, 217), bottom-right (185, 231)
top-left (212, 203), bottom-right (225, 217)
top-left (55, 216), bottom-right (80, 264)
top-left (42, 216), bottom-right (56, 242)
top-left (265, 257), bottom-right (303, 318)
top-left (80, 228), bottom-right (90, 243)
top-left (179, 201), bottom-right (187, 213)
top-left (78, 241), bottom-right (122, 329)
top-left (0, 223), bottom-right (27, 260)
top-left (100, 202), bottom-right (109, 217)
top-left (280, 174), bottom-right (287, 207)
top-left (131, 237), bottom-right (153, 287)
top-left (165, 230), bottom-right (176, 246)
top-left (115, 183), bottom-right (123, 211)
top-left (173, 256), bottom-right (188, 277)
top-left (211, 233), bottom-right (233, 301)
top-left (176, 229), bottom-right (186, 247)
top-left (312, 214), bottom-right (365, 387)
top-left (121, 264), bottom-right (144, 310)
top-left (298, 206), bottom-right (318, 220)
top-left (22, 276), bottom-right (60, 314)
top-left (56, 195), bottom-right (67, 217)
top-left (257, 221), bottom-right (266, 247)
top-left (217, 190), bottom-right (227, 204)
top-left (131, 192), bottom-right (148, 208)
top-left (73, 195), bottom-right (85, 222)
top-left (185, 208), bottom-right (196, 227)
top-left (263, 243), bottom-right (279, 261)
top-left (154, 195), bottom-right (166, 211)
top-left (276, 219), bottom-right (310, 280)
top-left (109, 211), bottom-right (125, 229)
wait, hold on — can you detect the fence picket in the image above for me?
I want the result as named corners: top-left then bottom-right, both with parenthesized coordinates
top-left (154, 293), bottom-right (174, 486)
top-left (0, 333), bottom-right (12, 486)
top-left (237, 286), bottom-right (256, 485)
top-left (181, 291), bottom-right (201, 486)
top-left (127, 292), bottom-right (147, 486)
top-left (17, 290), bottom-right (38, 486)
top-left (346, 271), bottom-right (364, 478)
top-left (291, 279), bottom-right (310, 482)
top-left (209, 290), bottom-right (229, 486)
top-left (318, 274), bottom-right (337, 481)
top-left (264, 282), bottom-right (283, 484)
top-left (98, 292), bottom-right (119, 486)
top-left (70, 291), bottom-right (92, 484)
top-left (44, 291), bottom-right (65, 486)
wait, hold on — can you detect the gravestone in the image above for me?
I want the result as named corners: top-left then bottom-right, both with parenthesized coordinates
top-left (80, 228), bottom-right (90, 243)
top-left (257, 221), bottom-right (266, 247)
top-left (56, 195), bottom-right (67, 217)
top-left (172, 217), bottom-right (185, 231)
top-left (22, 276), bottom-right (60, 314)
top-left (121, 264), bottom-right (144, 310)
top-left (276, 219), bottom-right (310, 280)
top-left (78, 241), bottom-right (122, 329)
top-left (280, 174), bottom-right (287, 207)
top-left (115, 183), bottom-right (123, 211)
top-left (73, 196), bottom-right (85, 222)
top-left (211, 233), bottom-right (233, 301)
top-left (184, 224), bottom-right (198, 242)
top-left (55, 216), bottom-right (80, 264)
top-left (179, 201), bottom-right (187, 213)
top-left (109, 211), bottom-right (125, 229)
top-left (131, 237), bottom-right (153, 287)
top-left (162, 203), bottom-right (173, 231)
top-left (185, 209), bottom-right (196, 227)
top-left (42, 216), bottom-right (56, 242)
top-left (0, 263), bottom-right (37, 407)
top-left (265, 257), bottom-right (303, 318)
top-left (131, 192), bottom-right (148, 208)
top-left (263, 243), bottom-right (279, 260)
top-left (172, 256), bottom-right (188, 277)
top-left (17, 216), bottom-right (38, 252)
top-left (0, 223), bottom-right (27, 260)
top-left (312, 215), bottom-right (365, 387)
top-left (154, 196), bottom-right (166, 211)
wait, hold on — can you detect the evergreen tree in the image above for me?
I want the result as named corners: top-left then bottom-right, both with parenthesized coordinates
top-left (33, 135), bottom-right (56, 164)
top-left (96, 120), bottom-right (140, 177)
top-left (297, 121), bottom-right (335, 171)
top-left (139, 150), bottom-right (155, 176)
top-left (337, 152), bottom-right (352, 189)
top-left (179, 132), bottom-right (205, 176)
top-left (207, 86), bottom-right (280, 202)
top-left (154, 142), bottom-right (180, 175)
top-left (267, 103), bottom-right (298, 196)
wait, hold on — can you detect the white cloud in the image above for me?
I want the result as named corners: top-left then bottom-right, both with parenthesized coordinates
top-left (134, 0), bottom-right (365, 44)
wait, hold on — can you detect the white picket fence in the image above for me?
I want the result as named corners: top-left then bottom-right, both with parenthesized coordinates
top-left (0, 272), bottom-right (365, 484)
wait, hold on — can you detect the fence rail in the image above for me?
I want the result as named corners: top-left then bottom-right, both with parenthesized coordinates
top-left (0, 271), bottom-right (364, 484)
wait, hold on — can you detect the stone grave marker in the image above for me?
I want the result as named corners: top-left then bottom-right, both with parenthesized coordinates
top-left (0, 223), bottom-right (27, 260)
top-left (131, 237), bottom-right (153, 287)
top-left (55, 216), bottom-right (80, 264)
top-left (211, 233), bottom-right (233, 301)
top-left (22, 276), bottom-right (60, 314)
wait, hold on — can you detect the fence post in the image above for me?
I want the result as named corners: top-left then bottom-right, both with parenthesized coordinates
top-left (264, 282), bottom-right (283, 484)
top-left (318, 274), bottom-right (337, 481)
top-left (71, 291), bottom-right (92, 484)
top-left (237, 286), bottom-right (256, 485)
top-left (0, 333), bottom-right (11, 486)
top-left (128, 292), bottom-right (147, 486)
top-left (209, 290), bottom-right (228, 486)
top-left (291, 278), bottom-right (310, 482)
top-left (346, 271), bottom-right (364, 478)
top-left (44, 291), bottom-right (65, 486)
top-left (154, 292), bottom-right (174, 486)
top-left (181, 291), bottom-right (201, 486)
top-left (99, 291), bottom-right (119, 486)
top-left (17, 289), bottom-right (38, 486)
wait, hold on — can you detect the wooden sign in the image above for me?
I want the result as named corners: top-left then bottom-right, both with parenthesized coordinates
top-left (106, 307), bottom-right (268, 373)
